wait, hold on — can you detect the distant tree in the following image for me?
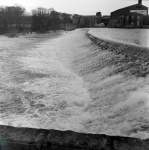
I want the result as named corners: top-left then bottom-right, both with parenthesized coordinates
top-left (50, 11), bottom-right (61, 31)
top-left (46, 8), bottom-right (54, 31)
top-left (0, 5), bottom-right (26, 33)
top-left (5, 5), bottom-right (25, 28)
top-left (0, 6), bottom-right (8, 33)
top-left (61, 13), bottom-right (72, 25)
top-left (20, 13), bottom-right (32, 32)
top-left (32, 7), bottom-right (50, 32)
top-left (31, 7), bottom-right (63, 32)
top-left (14, 4), bottom-right (26, 27)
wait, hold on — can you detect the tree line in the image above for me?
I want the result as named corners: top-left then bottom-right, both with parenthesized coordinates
top-left (0, 5), bottom-right (72, 34)
top-left (32, 7), bottom-right (72, 32)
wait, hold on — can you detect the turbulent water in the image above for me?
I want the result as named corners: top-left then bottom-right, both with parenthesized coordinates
top-left (0, 29), bottom-right (149, 139)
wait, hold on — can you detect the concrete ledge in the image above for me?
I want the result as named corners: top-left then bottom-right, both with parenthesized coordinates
top-left (86, 32), bottom-right (149, 62)
top-left (0, 125), bottom-right (149, 150)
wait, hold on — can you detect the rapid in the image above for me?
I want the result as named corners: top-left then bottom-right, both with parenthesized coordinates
top-left (0, 29), bottom-right (149, 140)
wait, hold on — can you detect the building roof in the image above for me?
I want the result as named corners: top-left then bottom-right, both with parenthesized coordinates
top-left (82, 15), bottom-right (100, 18)
top-left (111, 3), bottom-right (148, 14)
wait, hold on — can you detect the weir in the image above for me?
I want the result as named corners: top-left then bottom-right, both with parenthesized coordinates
top-left (87, 32), bottom-right (149, 61)
top-left (86, 31), bottom-right (149, 78)
top-left (0, 125), bottom-right (149, 150)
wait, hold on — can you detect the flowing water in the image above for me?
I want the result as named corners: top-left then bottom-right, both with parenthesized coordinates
top-left (0, 29), bottom-right (149, 139)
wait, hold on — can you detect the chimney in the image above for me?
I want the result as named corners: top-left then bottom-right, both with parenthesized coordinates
top-left (138, 0), bottom-right (142, 5)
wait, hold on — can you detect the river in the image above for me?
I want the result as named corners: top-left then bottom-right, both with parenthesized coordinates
top-left (0, 29), bottom-right (149, 139)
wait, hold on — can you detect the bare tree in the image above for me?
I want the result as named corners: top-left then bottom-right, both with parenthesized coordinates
top-left (0, 6), bottom-right (8, 33)
top-left (32, 7), bottom-right (50, 32)
top-left (61, 13), bottom-right (72, 25)
top-left (50, 11), bottom-right (61, 31)
top-left (31, 7), bottom-right (62, 32)
top-left (0, 5), bottom-right (26, 33)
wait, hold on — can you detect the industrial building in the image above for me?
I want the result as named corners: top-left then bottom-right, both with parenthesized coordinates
top-left (72, 12), bottom-right (102, 28)
top-left (102, 16), bottom-right (110, 26)
top-left (108, 0), bottom-right (149, 28)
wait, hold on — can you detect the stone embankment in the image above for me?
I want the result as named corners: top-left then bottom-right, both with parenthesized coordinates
top-left (0, 125), bottom-right (149, 150)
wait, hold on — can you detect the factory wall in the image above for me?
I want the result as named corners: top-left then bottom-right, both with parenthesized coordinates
top-left (72, 15), bottom-right (102, 28)
top-left (111, 4), bottom-right (148, 19)
top-left (109, 3), bottom-right (149, 27)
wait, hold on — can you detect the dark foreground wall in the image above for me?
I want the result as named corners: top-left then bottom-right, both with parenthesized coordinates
top-left (0, 125), bottom-right (149, 150)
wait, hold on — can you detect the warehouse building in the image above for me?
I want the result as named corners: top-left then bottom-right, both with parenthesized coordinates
top-left (72, 12), bottom-right (102, 28)
top-left (108, 0), bottom-right (149, 28)
top-left (102, 16), bottom-right (110, 26)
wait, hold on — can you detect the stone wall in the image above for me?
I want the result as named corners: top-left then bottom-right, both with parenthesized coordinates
top-left (0, 125), bottom-right (149, 150)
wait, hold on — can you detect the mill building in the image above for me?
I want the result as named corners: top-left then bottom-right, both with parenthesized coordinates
top-left (108, 0), bottom-right (149, 28)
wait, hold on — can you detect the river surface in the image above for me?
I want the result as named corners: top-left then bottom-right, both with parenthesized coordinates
top-left (0, 29), bottom-right (149, 139)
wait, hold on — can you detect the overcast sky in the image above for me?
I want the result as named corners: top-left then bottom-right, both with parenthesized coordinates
top-left (0, 0), bottom-right (149, 15)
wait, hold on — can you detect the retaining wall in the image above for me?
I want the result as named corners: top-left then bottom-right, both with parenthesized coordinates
top-left (0, 125), bottom-right (149, 150)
